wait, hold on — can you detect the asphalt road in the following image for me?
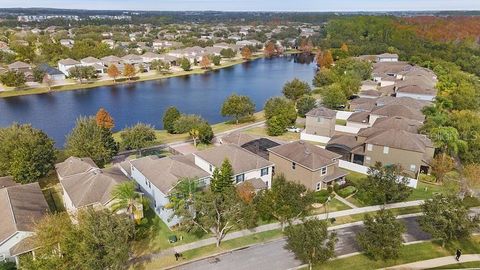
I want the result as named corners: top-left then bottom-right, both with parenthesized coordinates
top-left (175, 216), bottom-right (430, 270)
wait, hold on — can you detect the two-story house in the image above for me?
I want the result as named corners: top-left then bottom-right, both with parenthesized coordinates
top-left (268, 141), bottom-right (347, 191)
top-left (304, 107), bottom-right (337, 137)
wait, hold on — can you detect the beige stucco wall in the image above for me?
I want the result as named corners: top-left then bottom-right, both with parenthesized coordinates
top-left (269, 152), bottom-right (336, 191)
top-left (305, 116), bottom-right (335, 137)
top-left (363, 144), bottom-right (434, 175)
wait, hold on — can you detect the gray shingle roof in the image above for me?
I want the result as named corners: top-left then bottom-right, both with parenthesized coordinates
top-left (268, 141), bottom-right (340, 171)
top-left (306, 107), bottom-right (336, 118)
top-left (195, 144), bottom-right (273, 175)
top-left (365, 129), bottom-right (433, 153)
top-left (0, 183), bottom-right (49, 244)
top-left (55, 156), bottom-right (98, 180)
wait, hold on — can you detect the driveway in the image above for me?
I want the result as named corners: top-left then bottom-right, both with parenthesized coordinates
top-left (175, 216), bottom-right (430, 270)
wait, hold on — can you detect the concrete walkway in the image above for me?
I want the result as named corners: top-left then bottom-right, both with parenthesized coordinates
top-left (131, 200), bottom-right (424, 264)
top-left (333, 193), bottom-right (358, 209)
top-left (383, 254), bottom-right (480, 269)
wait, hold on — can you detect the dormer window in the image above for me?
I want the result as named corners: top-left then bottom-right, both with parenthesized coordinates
top-left (292, 162), bottom-right (296, 170)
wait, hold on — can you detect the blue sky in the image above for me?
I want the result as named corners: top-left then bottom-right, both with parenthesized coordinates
top-left (1, 0), bottom-right (479, 11)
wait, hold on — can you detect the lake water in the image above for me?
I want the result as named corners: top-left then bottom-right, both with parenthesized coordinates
top-left (0, 54), bottom-right (316, 146)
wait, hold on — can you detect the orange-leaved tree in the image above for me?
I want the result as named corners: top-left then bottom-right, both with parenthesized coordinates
top-left (123, 64), bottom-right (136, 81)
top-left (96, 108), bottom-right (115, 129)
top-left (241, 47), bottom-right (252, 60)
top-left (107, 64), bottom-right (121, 82)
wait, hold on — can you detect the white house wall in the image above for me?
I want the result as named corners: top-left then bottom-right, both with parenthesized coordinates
top-left (0, 231), bottom-right (34, 260)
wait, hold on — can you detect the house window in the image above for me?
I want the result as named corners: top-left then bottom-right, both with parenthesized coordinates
top-left (317, 117), bottom-right (324, 123)
top-left (321, 167), bottom-right (327, 175)
top-left (235, 174), bottom-right (245, 183)
top-left (292, 162), bottom-right (296, 170)
top-left (367, 144), bottom-right (373, 151)
top-left (316, 182), bottom-right (322, 191)
top-left (410, 164), bottom-right (417, 172)
top-left (383, 146), bottom-right (389, 154)
top-left (209, 164), bottom-right (213, 172)
top-left (261, 168), bottom-right (269, 176)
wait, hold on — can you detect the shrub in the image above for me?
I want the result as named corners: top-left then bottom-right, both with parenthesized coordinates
top-left (314, 190), bottom-right (331, 203)
top-left (337, 186), bottom-right (357, 198)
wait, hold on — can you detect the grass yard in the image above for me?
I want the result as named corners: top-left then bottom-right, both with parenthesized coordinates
top-left (407, 181), bottom-right (450, 201)
top-left (335, 119), bottom-right (347, 126)
top-left (312, 236), bottom-right (480, 270)
top-left (311, 197), bottom-right (352, 215)
top-left (131, 229), bottom-right (284, 270)
top-left (243, 126), bottom-right (301, 142)
top-left (132, 207), bottom-right (209, 257)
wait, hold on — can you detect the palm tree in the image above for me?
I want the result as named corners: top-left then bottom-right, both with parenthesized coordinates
top-left (111, 181), bottom-right (143, 221)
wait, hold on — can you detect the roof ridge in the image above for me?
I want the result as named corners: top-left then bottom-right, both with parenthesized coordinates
top-left (4, 188), bottom-right (18, 231)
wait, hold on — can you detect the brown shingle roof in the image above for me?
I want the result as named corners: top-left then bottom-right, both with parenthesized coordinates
top-left (0, 176), bottom-right (17, 189)
top-left (195, 144), bottom-right (273, 175)
top-left (268, 141), bottom-right (340, 171)
top-left (55, 156), bottom-right (98, 180)
top-left (7, 61), bottom-right (31, 70)
top-left (131, 154), bottom-right (209, 194)
top-left (371, 104), bottom-right (424, 122)
top-left (58, 58), bottom-right (80, 65)
top-left (365, 129), bottom-right (433, 153)
top-left (372, 116), bottom-right (421, 133)
top-left (306, 107), bottom-right (336, 118)
top-left (0, 183), bottom-right (49, 244)
top-left (347, 111), bottom-right (370, 123)
top-left (396, 85), bottom-right (437, 96)
top-left (376, 96), bottom-right (431, 110)
top-left (60, 167), bottom-right (126, 208)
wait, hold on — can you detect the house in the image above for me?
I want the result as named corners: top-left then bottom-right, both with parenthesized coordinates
top-left (7, 61), bottom-right (31, 73)
top-left (376, 53), bottom-right (399, 62)
top-left (59, 39), bottom-right (74, 48)
top-left (58, 58), bottom-right (80, 76)
top-left (80, 57), bottom-right (105, 74)
top-left (100, 55), bottom-right (123, 67)
top-left (122, 54), bottom-right (144, 65)
top-left (395, 85), bottom-right (437, 101)
top-left (129, 155), bottom-right (210, 227)
top-left (0, 183), bottom-right (49, 263)
top-left (268, 141), bottom-right (347, 191)
top-left (37, 64), bottom-right (66, 81)
top-left (141, 52), bottom-right (162, 63)
top-left (305, 107), bottom-right (337, 137)
top-left (326, 128), bottom-right (434, 176)
top-left (55, 157), bottom-right (126, 213)
top-left (193, 144), bottom-right (274, 188)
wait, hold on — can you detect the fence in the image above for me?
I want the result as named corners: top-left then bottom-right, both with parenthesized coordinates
top-left (300, 131), bottom-right (330, 144)
top-left (339, 160), bottom-right (418, 188)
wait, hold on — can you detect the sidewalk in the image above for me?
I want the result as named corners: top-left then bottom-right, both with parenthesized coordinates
top-left (333, 192), bottom-right (358, 209)
top-left (132, 200), bottom-right (424, 264)
top-left (383, 254), bottom-right (480, 269)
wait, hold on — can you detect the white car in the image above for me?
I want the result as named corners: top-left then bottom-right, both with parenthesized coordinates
top-left (286, 126), bottom-right (301, 133)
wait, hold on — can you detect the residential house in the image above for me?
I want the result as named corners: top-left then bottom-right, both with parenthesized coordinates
top-left (59, 39), bottom-right (74, 48)
top-left (129, 155), bottom-right (210, 227)
top-left (305, 107), bottom-right (337, 137)
top-left (58, 58), bottom-right (80, 76)
top-left (193, 144), bottom-right (274, 188)
top-left (55, 157), bottom-right (126, 213)
top-left (376, 53), bottom-right (399, 62)
top-left (7, 61), bottom-right (31, 73)
top-left (0, 183), bottom-right (49, 263)
top-left (80, 56), bottom-right (105, 74)
top-left (268, 141), bottom-right (347, 191)
top-left (37, 64), bottom-right (66, 81)
top-left (100, 55), bottom-right (123, 67)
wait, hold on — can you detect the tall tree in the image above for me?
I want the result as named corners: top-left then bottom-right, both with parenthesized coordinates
top-left (241, 47), bottom-right (252, 60)
top-left (21, 210), bottom-right (134, 270)
top-left (95, 108), bottom-right (115, 130)
top-left (430, 153), bottom-right (455, 183)
top-left (357, 162), bottom-right (412, 205)
top-left (296, 96), bottom-right (317, 117)
top-left (256, 174), bottom-right (314, 230)
top-left (119, 123), bottom-right (156, 155)
top-left (429, 127), bottom-right (467, 156)
top-left (285, 219), bottom-right (337, 270)
top-left (200, 55), bottom-right (211, 69)
top-left (180, 58), bottom-right (191, 71)
top-left (221, 94), bottom-right (256, 124)
top-left (282, 78), bottom-right (312, 102)
top-left (0, 124), bottom-right (56, 183)
top-left (0, 71), bottom-right (26, 88)
top-left (197, 122), bottom-right (214, 145)
top-left (210, 159), bottom-right (234, 193)
top-left (107, 64), bottom-right (121, 82)
top-left (68, 66), bottom-right (96, 84)
top-left (65, 116), bottom-right (118, 167)
top-left (357, 209), bottom-right (405, 260)
top-left (123, 64), bottom-right (136, 80)
top-left (264, 97), bottom-right (297, 135)
top-left (163, 106), bottom-right (181, 134)
top-left (264, 41), bottom-right (277, 57)
top-left (419, 194), bottom-right (479, 247)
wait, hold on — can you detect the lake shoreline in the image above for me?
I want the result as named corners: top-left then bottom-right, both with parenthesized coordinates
top-left (0, 51), bottom-right (302, 99)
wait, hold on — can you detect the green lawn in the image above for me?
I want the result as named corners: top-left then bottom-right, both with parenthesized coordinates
top-left (243, 126), bottom-right (301, 141)
top-left (312, 236), bottom-right (480, 270)
top-left (408, 181), bottom-right (450, 201)
top-left (335, 119), bottom-right (347, 126)
top-left (132, 207), bottom-right (209, 257)
top-left (311, 197), bottom-right (352, 215)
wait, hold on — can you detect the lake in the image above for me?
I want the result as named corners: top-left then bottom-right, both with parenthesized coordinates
top-left (0, 54), bottom-right (316, 146)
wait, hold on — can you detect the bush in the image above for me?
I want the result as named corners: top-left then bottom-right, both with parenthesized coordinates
top-left (173, 114), bottom-right (206, 134)
top-left (0, 261), bottom-right (16, 270)
top-left (314, 190), bottom-right (331, 203)
top-left (198, 123), bottom-right (214, 144)
top-left (337, 186), bottom-right (357, 198)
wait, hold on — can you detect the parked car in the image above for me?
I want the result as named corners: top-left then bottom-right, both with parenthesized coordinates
top-left (286, 126), bottom-right (301, 133)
